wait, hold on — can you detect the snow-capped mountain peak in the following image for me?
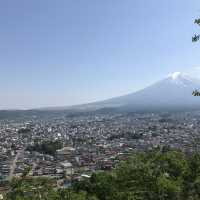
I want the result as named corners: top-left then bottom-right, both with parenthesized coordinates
top-left (170, 72), bottom-right (182, 80)
top-left (92, 72), bottom-right (200, 111)
top-left (167, 72), bottom-right (190, 81)
top-left (166, 72), bottom-right (200, 87)
top-left (41, 72), bottom-right (200, 112)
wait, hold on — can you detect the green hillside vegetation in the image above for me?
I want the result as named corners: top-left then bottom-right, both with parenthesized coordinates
top-left (26, 140), bottom-right (63, 156)
top-left (4, 148), bottom-right (200, 200)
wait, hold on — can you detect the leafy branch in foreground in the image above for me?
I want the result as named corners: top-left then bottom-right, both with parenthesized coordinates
top-left (192, 18), bottom-right (200, 42)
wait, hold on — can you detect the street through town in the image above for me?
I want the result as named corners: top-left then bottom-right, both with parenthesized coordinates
top-left (8, 149), bottom-right (25, 180)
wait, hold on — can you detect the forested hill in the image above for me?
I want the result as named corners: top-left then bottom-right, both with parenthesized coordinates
top-left (3, 148), bottom-right (200, 200)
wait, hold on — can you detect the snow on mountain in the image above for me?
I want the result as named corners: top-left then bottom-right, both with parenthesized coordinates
top-left (40, 72), bottom-right (200, 112)
top-left (170, 72), bottom-right (182, 80)
top-left (90, 72), bottom-right (200, 111)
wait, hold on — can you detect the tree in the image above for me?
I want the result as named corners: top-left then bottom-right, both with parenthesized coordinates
top-left (192, 18), bottom-right (200, 42)
top-left (7, 149), bottom-right (200, 200)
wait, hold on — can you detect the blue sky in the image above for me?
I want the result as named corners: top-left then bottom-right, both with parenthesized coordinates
top-left (0, 0), bottom-right (200, 109)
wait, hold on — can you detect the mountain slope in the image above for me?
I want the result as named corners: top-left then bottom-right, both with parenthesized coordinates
top-left (93, 72), bottom-right (200, 111)
top-left (40, 72), bottom-right (200, 112)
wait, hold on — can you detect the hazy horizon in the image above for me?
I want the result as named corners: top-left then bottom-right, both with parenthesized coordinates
top-left (1, 0), bottom-right (200, 109)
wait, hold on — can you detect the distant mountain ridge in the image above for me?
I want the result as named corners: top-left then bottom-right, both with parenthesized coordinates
top-left (40, 72), bottom-right (200, 112)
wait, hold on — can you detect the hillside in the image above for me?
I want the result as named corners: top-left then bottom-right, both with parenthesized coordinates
top-left (3, 148), bottom-right (200, 200)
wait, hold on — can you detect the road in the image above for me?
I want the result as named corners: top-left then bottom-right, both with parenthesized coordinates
top-left (8, 149), bottom-right (24, 180)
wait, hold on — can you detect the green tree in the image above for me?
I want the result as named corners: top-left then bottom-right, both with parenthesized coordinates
top-left (193, 18), bottom-right (200, 42)
top-left (7, 149), bottom-right (200, 200)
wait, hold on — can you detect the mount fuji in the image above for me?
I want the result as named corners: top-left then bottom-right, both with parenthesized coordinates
top-left (41, 72), bottom-right (200, 112)
top-left (68, 72), bottom-right (200, 112)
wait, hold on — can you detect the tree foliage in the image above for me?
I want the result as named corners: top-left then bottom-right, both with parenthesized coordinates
top-left (26, 140), bottom-right (62, 156)
top-left (74, 149), bottom-right (200, 200)
top-left (192, 18), bottom-right (200, 42)
top-left (5, 149), bottom-right (200, 200)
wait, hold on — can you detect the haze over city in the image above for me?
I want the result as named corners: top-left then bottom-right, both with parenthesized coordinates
top-left (0, 0), bottom-right (200, 109)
